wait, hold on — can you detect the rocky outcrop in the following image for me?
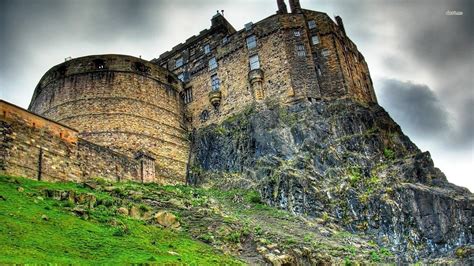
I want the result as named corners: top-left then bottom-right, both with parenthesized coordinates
top-left (189, 99), bottom-right (473, 261)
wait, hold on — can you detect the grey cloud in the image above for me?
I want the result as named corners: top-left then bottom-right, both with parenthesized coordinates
top-left (378, 78), bottom-right (473, 149)
top-left (378, 79), bottom-right (450, 136)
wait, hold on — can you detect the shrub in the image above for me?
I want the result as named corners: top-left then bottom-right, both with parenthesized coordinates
top-left (113, 226), bottom-right (130, 237)
top-left (383, 148), bottom-right (395, 160)
top-left (225, 231), bottom-right (241, 243)
top-left (139, 204), bottom-right (151, 212)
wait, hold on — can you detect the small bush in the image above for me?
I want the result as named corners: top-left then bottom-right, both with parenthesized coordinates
top-left (348, 167), bottom-right (362, 184)
top-left (113, 226), bottom-right (130, 237)
top-left (249, 194), bottom-right (262, 204)
top-left (199, 233), bottom-right (215, 243)
top-left (225, 231), bottom-right (241, 243)
top-left (370, 251), bottom-right (380, 262)
top-left (62, 201), bottom-right (74, 208)
top-left (139, 204), bottom-right (151, 212)
top-left (383, 148), bottom-right (395, 160)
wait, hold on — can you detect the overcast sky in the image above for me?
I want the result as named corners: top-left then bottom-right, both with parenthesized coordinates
top-left (0, 0), bottom-right (472, 191)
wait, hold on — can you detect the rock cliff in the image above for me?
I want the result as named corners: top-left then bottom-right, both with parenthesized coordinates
top-left (189, 99), bottom-right (473, 262)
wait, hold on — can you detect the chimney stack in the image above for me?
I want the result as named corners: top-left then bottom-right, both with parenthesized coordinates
top-left (289, 0), bottom-right (302, 13)
top-left (276, 0), bottom-right (288, 14)
top-left (335, 16), bottom-right (346, 35)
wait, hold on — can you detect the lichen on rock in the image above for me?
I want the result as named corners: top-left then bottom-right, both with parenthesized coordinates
top-left (189, 99), bottom-right (473, 262)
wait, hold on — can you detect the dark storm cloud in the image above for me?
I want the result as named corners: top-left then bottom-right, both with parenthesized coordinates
top-left (378, 79), bottom-right (450, 137)
top-left (378, 79), bottom-right (473, 149)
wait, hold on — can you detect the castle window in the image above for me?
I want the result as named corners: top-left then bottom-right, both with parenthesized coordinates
top-left (200, 110), bottom-right (209, 122)
top-left (208, 57), bottom-right (217, 70)
top-left (93, 59), bottom-right (106, 69)
top-left (211, 74), bottom-right (220, 91)
top-left (249, 54), bottom-right (260, 70)
top-left (311, 35), bottom-right (320, 45)
top-left (182, 87), bottom-right (193, 104)
top-left (175, 57), bottom-right (183, 68)
top-left (308, 20), bottom-right (316, 29)
top-left (177, 73), bottom-right (185, 82)
top-left (316, 65), bottom-right (322, 76)
top-left (133, 62), bottom-right (150, 74)
top-left (294, 30), bottom-right (301, 37)
top-left (246, 35), bottom-right (257, 49)
top-left (222, 36), bottom-right (229, 44)
top-left (204, 44), bottom-right (211, 54)
top-left (245, 22), bottom-right (253, 31)
top-left (296, 45), bottom-right (306, 57)
top-left (321, 49), bottom-right (330, 57)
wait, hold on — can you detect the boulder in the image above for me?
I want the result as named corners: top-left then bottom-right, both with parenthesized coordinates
top-left (129, 205), bottom-right (141, 219)
top-left (153, 211), bottom-right (180, 229)
top-left (117, 207), bottom-right (129, 216)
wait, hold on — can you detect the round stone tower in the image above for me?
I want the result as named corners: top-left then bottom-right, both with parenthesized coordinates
top-left (28, 54), bottom-right (188, 183)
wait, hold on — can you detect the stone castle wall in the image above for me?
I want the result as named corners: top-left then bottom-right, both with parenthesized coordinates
top-left (28, 55), bottom-right (189, 183)
top-left (4, 3), bottom-right (378, 185)
top-left (159, 14), bottom-right (320, 128)
top-left (0, 100), bottom-right (151, 183)
top-left (154, 10), bottom-right (376, 130)
top-left (302, 10), bottom-right (376, 104)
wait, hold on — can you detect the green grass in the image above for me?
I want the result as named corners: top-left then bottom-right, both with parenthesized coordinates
top-left (0, 175), bottom-right (242, 264)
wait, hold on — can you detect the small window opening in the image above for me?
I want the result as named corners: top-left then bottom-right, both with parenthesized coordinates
top-left (182, 87), bottom-right (193, 104)
top-left (211, 74), bottom-right (220, 91)
top-left (246, 35), bottom-right (257, 49)
top-left (296, 45), bottom-right (306, 56)
top-left (204, 44), bottom-right (211, 54)
top-left (93, 59), bottom-right (106, 70)
top-left (175, 57), bottom-right (184, 68)
top-left (308, 20), bottom-right (316, 29)
top-left (208, 57), bottom-right (218, 70)
top-left (249, 54), bottom-right (260, 70)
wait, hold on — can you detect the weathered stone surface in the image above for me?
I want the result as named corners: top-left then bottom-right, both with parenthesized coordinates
top-left (117, 207), bottom-right (129, 216)
top-left (153, 211), bottom-right (180, 229)
top-left (27, 55), bottom-right (189, 183)
top-left (189, 99), bottom-right (473, 261)
top-left (129, 205), bottom-right (141, 219)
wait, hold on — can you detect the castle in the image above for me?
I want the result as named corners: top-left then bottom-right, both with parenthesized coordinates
top-left (1, 0), bottom-right (376, 185)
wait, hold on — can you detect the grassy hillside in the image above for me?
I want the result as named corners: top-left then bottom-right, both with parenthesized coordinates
top-left (0, 175), bottom-right (399, 264)
top-left (0, 175), bottom-right (242, 264)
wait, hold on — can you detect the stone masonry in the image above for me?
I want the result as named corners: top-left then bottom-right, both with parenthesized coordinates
top-left (1, 100), bottom-right (159, 184)
top-left (28, 55), bottom-right (189, 182)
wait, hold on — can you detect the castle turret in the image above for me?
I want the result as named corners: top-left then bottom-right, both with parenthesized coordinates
top-left (289, 0), bottom-right (302, 13)
top-left (276, 0), bottom-right (288, 14)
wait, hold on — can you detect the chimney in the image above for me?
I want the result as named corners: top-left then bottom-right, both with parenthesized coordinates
top-left (276, 0), bottom-right (288, 14)
top-left (335, 16), bottom-right (346, 35)
top-left (289, 0), bottom-right (302, 13)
